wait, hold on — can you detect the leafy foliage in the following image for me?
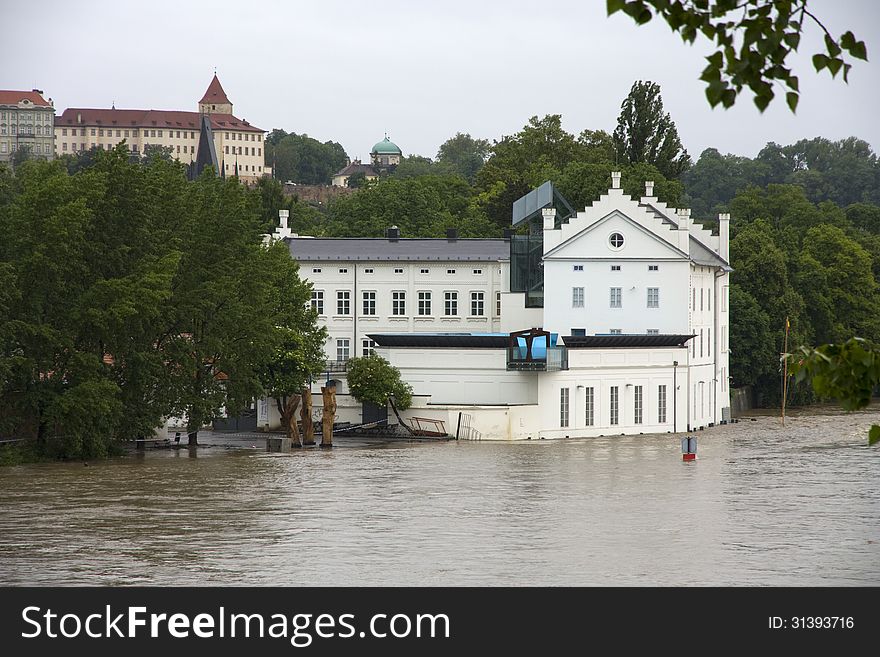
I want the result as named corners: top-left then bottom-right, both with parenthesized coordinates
top-left (612, 81), bottom-right (690, 178)
top-left (790, 339), bottom-right (880, 444)
top-left (607, 0), bottom-right (868, 112)
top-left (265, 130), bottom-right (348, 185)
top-left (346, 354), bottom-right (413, 411)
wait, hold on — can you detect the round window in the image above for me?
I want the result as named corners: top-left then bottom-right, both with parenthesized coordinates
top-left (609, 232), bottom-right (625, 249)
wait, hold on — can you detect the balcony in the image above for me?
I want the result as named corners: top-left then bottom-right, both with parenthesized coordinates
top-left (506, 328), bottom-right (568, 372)
top-left (324, 359), bottom-right (350, 373)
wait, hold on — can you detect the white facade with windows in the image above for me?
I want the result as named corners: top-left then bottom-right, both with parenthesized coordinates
top-left (262, 173), bottom-right (731, 439)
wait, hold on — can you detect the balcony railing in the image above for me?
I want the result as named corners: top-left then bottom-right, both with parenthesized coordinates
top-left (507, 345), bottom-right (568, 371)
top-left (325, 359), bottom-right (350, 373)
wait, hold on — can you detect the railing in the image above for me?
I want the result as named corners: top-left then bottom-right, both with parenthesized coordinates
top-left (325, 359), bottom-right (350, 373)
top-left (507, 345), bottom-right (568, 371)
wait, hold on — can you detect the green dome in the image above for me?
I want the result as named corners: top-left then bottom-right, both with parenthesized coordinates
top-left (371, 137), bottom-right (402, 155)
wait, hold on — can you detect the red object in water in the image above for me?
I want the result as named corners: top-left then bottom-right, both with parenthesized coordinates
top-left (682, 453), bottom-right (696, 461)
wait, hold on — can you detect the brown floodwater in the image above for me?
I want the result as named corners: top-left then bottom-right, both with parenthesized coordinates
top-left (1, 408), bottom-right (878, 585)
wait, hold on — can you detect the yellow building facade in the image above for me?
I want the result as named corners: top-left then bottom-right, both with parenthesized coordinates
top-left (54, 75), bottom-right (269, 183)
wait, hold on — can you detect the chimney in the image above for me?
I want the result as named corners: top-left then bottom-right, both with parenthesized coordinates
top-left (446, 228), bottom-right (458, 241)
top-left (77, 112), bottom-right (82, 124)
top-left (677, 208), bottom-right (691, 253)
top-left (644, 180), bottom-right (654, 197)
top-left (275, 209), bottom-right (291, 239)
top-left (719, 213), bottom-right (730, 261)
top-left (32, 88), bottom-right (43, 95)
top-left (611, 171), bottom-right (622, 189)
top-left (386, 225), bottom-right (400, 242)
top-left (542, 207), bottom-right (557, 231)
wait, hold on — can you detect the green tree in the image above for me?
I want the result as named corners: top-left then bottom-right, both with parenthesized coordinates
top-left (392, 155), bottom-right (435, 179)
top-left (436, 132), bottom-right (490, 182)
top-left (346, 171), bottom-right (368, 188)
top-left (612, 81), bottom-right (690, 179)
top-left (260, 242), bottom-right (327, 446)
top-left (728, 284), bottom-right (776, 388)
top-left (11, 145), bottom-right (32, 169)
top-left (607, 0), bottom-right (868, 112)
top-left (142, 144), bottom-right (175, 163)
top-left (265, 132), bottom-right (348, 184)
top-left (163, 174), bottom-right (280, 446)
top-left (790, 339), bottom-right (880, 445)
top-left (346, 354), bottom-right (413, 428)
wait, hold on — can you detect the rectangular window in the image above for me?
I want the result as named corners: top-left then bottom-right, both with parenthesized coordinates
top-left (708, 328), bottom-right (711, 357)
top-left (611, 265), bottom-right (621, 271)
top-left (693, 288), bottom-right (696, 310)
top-left (634, 385), bottom-right (643, 424)
top-left (418, 291), bottom-right (432, 316)
top-left (362, 339), bottom-right (376, 356)
top-left (444, 291), bottom-right (458, 316)
top-left (394, 268), bottom-right (404, 274)
top-left (610, 329), bottom-right (622, 335)
top-left (336, 339), bottom-right (350, 362)
top-left (311, 290), bottom-right (324, 315)
top-left (312, 267), bottom-right (322, 273)
top-left (708, 289), bottom-right (712, 311)
top-left (572, 287), bottom-right (584, 308)
top-left (337, 291), bottom-right (350, 315)
top-left (585, 387), bottom-right (594, 426)
top-left (700, 288), bottom-right (704, 311)
top-left (571, 328), bottom-right (586, 336)
top-left (573, 265), bottom-right (584, 271)
top-left (62, 142), bottom-right (67, 151)
top-left (99, 129), bottom-right (104, 136)
top-left (610, 288), bottom-right (622, 308)
top-left (648, 265), bottom-right (659, 271)
top-left (62, 128), bottom-right (67, 136)
top-left (647, 329), bottom-right (659, 335)
top-left (339, 268), bottom-right (348, 274)
top-left (722, 325), bottom-right (727, 352)
top-left (700, 328), bottom-right (704, 357)
top-left (392, 291), bottom-right (406, 316)
top-left (362, 291), bottom-right (376, 316)
top-left (473, 269), bottom-right (482, 275)
top-left (658, 385), bottom-right (667, 423)
top-left (420, 268), bottom-right (429, 274)
top-left (721, 367), bottom-right (727, 392)
top-left (647, 287), bottom-right (659, 308)
top-left (610, 386), bottom-right (619, 425)
top-left (560, 388), bottom-right (570, 428)
top-left (470, 291), bottom-right (485, 316)
top-left (496, 291), bottom-right (502, 317)
top-left (364, 268), bottom-right (373, 274)
top-left (447, 269), bottom-right (456, 274)
top-left (722, 286), bottom-right (728, 312)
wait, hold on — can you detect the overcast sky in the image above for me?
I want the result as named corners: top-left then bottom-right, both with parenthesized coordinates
top-left (3, 0), bottom-right (878, 163)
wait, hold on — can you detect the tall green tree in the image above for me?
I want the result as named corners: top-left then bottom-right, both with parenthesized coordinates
top-left (260, 243), bottom-right (327, 446)
top-left (612, 81), bottom-right (690, 179)
top-left (436, 132), bottom-right (490, 182)
top-left (163, 174), bottom-right (280, 446)
top-left (265, 132), bottom-right (348, 184)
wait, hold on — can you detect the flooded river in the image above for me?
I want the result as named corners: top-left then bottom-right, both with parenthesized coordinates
top-left (1, 408), bottom-right (878, 586)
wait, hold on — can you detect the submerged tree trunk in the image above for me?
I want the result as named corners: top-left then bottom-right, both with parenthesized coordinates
top-left (284, 394), bottom-right (301, 448)
top-left (301, 388), bottom-right (315, 446)
top-left (321, 385), bottom-right (336, 448)
top-left (389, 397), bottom-right (414, 435)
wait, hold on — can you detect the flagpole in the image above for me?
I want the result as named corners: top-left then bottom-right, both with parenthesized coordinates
top-left (782, 316), bottom-right (790, 426)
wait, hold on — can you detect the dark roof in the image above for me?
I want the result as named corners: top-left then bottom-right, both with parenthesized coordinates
top-left (287, 237), bottom-right (509, 262)
top-left (200, 74), bottom-right (230, 105)
top-left (332, 161), bottom-right (378, 178)
top-left (562, 334), bottom-right (694, 348)
top-left (55, 108), bottom-right (263, 132)
top-left (369, 334), bottom-right (509, 348)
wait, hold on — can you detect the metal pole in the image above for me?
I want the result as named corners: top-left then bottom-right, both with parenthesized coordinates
top-left (673, 360), bottom-right (678, 433)
top-left (456, 412), bottom-right (462, 440)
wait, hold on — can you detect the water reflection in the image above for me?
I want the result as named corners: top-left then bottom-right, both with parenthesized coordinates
top-left (1, 408), bottom-right (878, 585)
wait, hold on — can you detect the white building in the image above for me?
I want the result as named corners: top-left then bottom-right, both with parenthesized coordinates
top-left (263, 172), bottom-right (731, 439)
